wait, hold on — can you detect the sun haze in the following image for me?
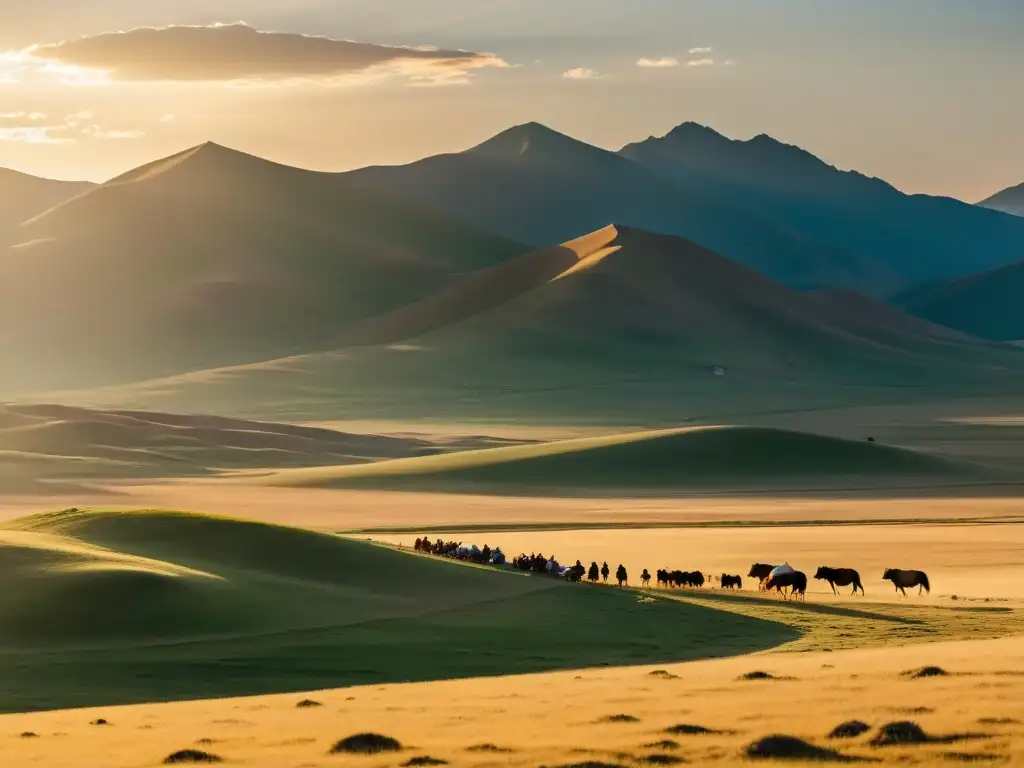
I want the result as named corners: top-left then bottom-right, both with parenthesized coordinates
top-left (4, 3), bottom-right (1024, 767)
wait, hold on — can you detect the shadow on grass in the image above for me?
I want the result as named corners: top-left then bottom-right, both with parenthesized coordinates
top-left (657, 589), bottom-right (924, 625)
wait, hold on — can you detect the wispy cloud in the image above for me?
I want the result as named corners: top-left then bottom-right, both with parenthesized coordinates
top-left (6, 22), bottom-right (508, 88)
top-left (0, 110), bottom-right (144, 144)
top-left (686, 58), bottom-right (715, 67)
top-left (562, 67), bottom-right (606, 80)
top-left (637, 57), bottom-right (680, 69)
top-left (688, 47), bottom-right (714, 54)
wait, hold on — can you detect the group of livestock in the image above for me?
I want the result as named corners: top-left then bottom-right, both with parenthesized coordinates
top-left (411, 537), bottom-right (931, 600)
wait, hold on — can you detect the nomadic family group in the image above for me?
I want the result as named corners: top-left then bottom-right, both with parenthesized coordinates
top-left (411, 537), bottom-right (931, 601)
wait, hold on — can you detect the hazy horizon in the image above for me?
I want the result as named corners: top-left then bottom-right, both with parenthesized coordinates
top-left (1, 0), bottom-right (1022, 200)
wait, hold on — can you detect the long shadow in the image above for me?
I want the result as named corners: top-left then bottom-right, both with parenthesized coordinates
top-left (654, 588), bottom-right (925, 625)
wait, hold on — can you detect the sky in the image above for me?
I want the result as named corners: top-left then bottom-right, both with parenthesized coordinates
top-left (0, 0), bottom-right (1021, 201)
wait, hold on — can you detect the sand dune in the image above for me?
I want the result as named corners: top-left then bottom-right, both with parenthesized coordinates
top-left (2, 142), bottom-right (526, 392)
top-left (260, 425), bottom-right (982, 495)
top-left (0, 167), bottom-right (92, 237)
top-left (69, 225), bottom-right (1024, 422)
top-left (339, 225), bottom-right (621, 347)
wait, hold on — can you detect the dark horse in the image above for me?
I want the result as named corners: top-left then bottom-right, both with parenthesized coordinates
top-left (564, 561), bottom-right (586, 582)
top-left (720, 574), bottom-right (743, 590)
top-left (588, 561), bottom-right (600, 583)
top-left (814, 566), bottom-right (865, 596)
top-left (615, 564), bottom-right (628, 587)
top-left (883, 568), bottom-right (930, 597)
top-left (640, 569), bottom-right (652, 588)
top-left (748, 563), bottom-right (778, 591)
top-left (766, 570), bottom-right (808, 601)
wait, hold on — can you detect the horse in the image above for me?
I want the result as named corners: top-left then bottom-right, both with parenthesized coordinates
top-left (748, 563), bottom-right (778, 591)
top-left (656, 568), bottom-right (670, 588)
top-left (601, 562), bottom-right (610, 583)
top-left (564, 562), bottom-right (586, 582)
top-left (883, 568), bottom-right (930, 597)
top-left (588, 562), bottom-right (600, 583)
top-left (814, 566), bottom-right (864, 596)
top-left (615, 564), bottom-right (628, 587)
top-left (766, 570), bottom-right (808, 601)
top-left (720, 574), bottom-right (742, 590)
top-left (641, 569), bottom-right (652, 588)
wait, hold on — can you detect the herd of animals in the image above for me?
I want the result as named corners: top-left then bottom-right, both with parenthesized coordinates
top-left (411, 537), bottom-right (932, 600)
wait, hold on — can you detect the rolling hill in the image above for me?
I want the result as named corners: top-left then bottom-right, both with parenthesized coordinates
top-left (620, 123), bottom-right (1024, 284)
top-left (0, 403), bottom-right (437, 492)
top-left (0, 142), bottom-right (527, 393)
top-left (894, 260), bottom-right (1024, 342)
top-left (348, 122), bottom-right (898, 294)
top-left (71, 226), bottom-right (1024, 422)
top-left (979, 181), bottom-right (1024, 217)
top-left (0, 167), bottom-right (92, 237)
top-left (260, 425), bottom-right (983, 495)
top-left (0, 508), bottom-right (787, 711)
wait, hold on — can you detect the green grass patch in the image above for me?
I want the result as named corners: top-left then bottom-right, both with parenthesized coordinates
top-left (0, 508), bottom-right (795, 713)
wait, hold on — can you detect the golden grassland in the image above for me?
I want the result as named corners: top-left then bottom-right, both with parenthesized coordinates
top-left (2, 635), bottom-right (1023, 767)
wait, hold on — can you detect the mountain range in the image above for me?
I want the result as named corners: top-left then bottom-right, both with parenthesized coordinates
top-left (5, 122), bottom-right (1024, 418)
top-left (980, 182), bottom-right (1024, 217)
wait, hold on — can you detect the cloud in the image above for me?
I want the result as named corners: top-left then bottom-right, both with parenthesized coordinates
top-left (562, 67), bottom-right (606, 80)
top-left (686, 58), bottom-right (715, 67)
top-left (689, 47), bottom-right (714, 54)
top-left (724, 59), bottom-right (738, 66)
top-left (0, 111), bottom-right (144, 144)
top-left (15, 22), bottom-right (508, 87)
top-left (637, 57), bottom-right (680, 69)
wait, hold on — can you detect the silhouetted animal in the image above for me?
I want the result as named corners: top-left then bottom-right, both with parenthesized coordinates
top-left (720, 574), bottom-right (743, 590)
top-left (883, 568), bottom-right (930, 597)
top-left (601, 562), bottom-right (610, 583)
top-left (588, 562), bottom-right (600, 583)
top-left (564, 562), bottom-right (586, 582)
top-left (766, 570), bottom-right (808, 601)
top-left (814, 567), bottom-right (864, 596)
top-left (667, 570), bottom-right (704, 588)
top-left (748, 563), bottom-right (778, 590)
top-left (641, 569), bottom-right (651, 588)
top-left (656, 568), bottom-right (670, 588)
top-left (616, 564), bottom-right (628, 587)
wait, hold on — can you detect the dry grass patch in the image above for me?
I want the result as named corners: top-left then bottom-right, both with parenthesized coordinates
top-left (744, 734), bottom-right (869, 762)
top-left (329, 733), bottom-right (403, 754)
top-left (466, 743), bottom-right (514, 753)
top-left (904, 665), bottom-right (951, 679)
top-left (163, 750), bottom-right (223, 765)
top-left (402, 756), bottom-right (448, 766)
top-left (829, 721), bottom-right (871, 739)
top-left (599, 714), bottom-right (641, 724)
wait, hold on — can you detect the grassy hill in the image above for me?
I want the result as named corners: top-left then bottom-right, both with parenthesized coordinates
top-left (259, 425), bottom-right (982, 495)
top-left (348, 122), bottom-right (897, 294)
top-left (620, 122), bottom-right (1024, 285)
top-left (59, 226), bottom-right (1024, 422)
top-left (1, 143), bottom-right (526, 393)
top-left (0, 509), bottom-right (792, 711)
top-left (895, 260), bottom-right (1024, 341)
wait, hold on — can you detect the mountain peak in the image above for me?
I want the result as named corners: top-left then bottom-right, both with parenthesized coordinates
top-left (468, 122), bottom-right (596, 159)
